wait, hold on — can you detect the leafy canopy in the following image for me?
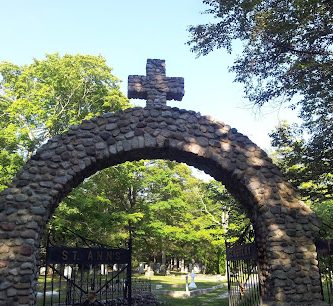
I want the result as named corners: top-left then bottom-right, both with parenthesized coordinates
top-left (51, 160), bottom-right (248, 274)
top-left (270, 121), bottom-right (333, 202)
top-left (189, 1), bottom-right (333, 208)
top-left (0, 53), bottom-right (129, 190)
top-left (188, 0), bottom-right (333, 107)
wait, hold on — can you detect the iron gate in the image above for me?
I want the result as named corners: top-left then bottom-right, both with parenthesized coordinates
top-left (226, 225), bottom-right (261, 306)
top-left (226, 225), bottom-right (333, 305)
top-left (317, 238), bottom-right (333, 305)
top-left (40, 229), bottom-right (132, 305)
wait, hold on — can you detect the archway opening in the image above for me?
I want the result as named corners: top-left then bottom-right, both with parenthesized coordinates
top-left (39, 158), bottom-right (251, 305)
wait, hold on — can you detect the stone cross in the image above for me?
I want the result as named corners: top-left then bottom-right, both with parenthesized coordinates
top-left (128, 59), bottom-right (184, 107)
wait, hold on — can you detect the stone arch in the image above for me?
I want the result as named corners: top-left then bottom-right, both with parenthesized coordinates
top-left (0, 105), bottom-right (323, 305)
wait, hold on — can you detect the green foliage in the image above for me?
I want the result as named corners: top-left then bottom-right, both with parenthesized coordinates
top-left (0, 53), bottom-right (129, 190)
top-left (312, 200), bottom-right (333, 235)
top-left (188, 0), bottom-right (333, 106)
top-left (188, 1), bottom-right (333, 197)
top-left (0, 149), bottom-right (23, 192)
top-left (269, 121), bottom-right (333, 202)
top-left (50, 160), bottom-right (247, 274)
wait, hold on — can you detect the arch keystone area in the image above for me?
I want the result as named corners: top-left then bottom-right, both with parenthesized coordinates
top-left (0, 60), bottom-right (326, 306)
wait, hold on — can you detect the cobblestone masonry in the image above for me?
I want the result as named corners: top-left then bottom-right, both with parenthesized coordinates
top-left (128, 59), bottom-right (184, 107)
top-left (0, 105), bottom-right (325, 305)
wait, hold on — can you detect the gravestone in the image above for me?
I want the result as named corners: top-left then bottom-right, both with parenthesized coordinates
top-left (188, 271), bottom-right (197, 290)
top-left (100, 264), bottom-right (108, 275)
top-left (193, 263), bottom-right (200, 273)
top-left (155, 262), bottom-right (161, 273)
top-left (145, 266), bottom-right (154, 277)
top-left (159, 264), bottom-right (166, 275)
top-left (64, 265), bottom-right (72, 278)
top-left (179, 259), bottom-right (185, 273)
top-left (138, 262), bottom-right (145, 274)
top-left (39, 266), bottom-right (46, 276)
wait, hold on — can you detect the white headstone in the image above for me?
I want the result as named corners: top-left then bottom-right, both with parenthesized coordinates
top-left (188, 271), bottom-right (197, 289)
top-left (64, 265), bottom-right (72, 279)
top-left (145, 266), bottom-right (154, 277)
top-left (101, 264), bottom-right (108, 275)
top-left (39, 266), bottom-right (46, 276)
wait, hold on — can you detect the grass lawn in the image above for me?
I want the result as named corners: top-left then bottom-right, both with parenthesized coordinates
top-left (156, 288), bottom-right (229, 306)
top-left (134, 273), bottom-right (226, 291)
top-left (136, 274), bottom-right (229, 305)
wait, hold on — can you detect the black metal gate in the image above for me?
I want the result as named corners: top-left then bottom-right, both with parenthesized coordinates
top-left (40, 229), bottom-right (132, 305)
top-left (317, 239), bottom-right (333, 305)
top-left (226, 225), bottom-right (261, 306)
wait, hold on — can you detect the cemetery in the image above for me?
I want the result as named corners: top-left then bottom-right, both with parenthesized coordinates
top-left (0, 57), bottom-right (332, 306)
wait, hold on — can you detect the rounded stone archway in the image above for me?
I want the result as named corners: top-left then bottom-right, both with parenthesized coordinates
top-left (0, 105), bottom-right (324, 305)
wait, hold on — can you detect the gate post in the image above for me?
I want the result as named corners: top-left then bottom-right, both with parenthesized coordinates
top-left (42, 232), bottom-right (50, 306)
top-left (127, 233), bottom-right (132, 306)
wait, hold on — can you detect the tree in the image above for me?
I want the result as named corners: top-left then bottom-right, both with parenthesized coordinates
top-left (0, 53), bottom-right (129, 190)
top-left (188, 0), bottom-right (333, 205)
top-left (270, 121), bottom-right (333, 202)
top-left (51, 159), bottom-right (244, 274)
top-left (311, 200), bottom-right (333, 238)
top-left (0, 121), bottom-right (23, 191)
top-left (198, 180), bottom-right (250, 273)
top-left (51, 161), bottom-right (148, 247)
top-left (188, 0), bottom-right (333, 107)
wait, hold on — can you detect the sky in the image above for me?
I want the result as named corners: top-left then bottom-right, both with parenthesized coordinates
top-left (0, 0), bottom-right (299, 152)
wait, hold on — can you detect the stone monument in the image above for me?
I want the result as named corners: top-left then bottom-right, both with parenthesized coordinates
top-left (188, 270), bottom-right (197, 290)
